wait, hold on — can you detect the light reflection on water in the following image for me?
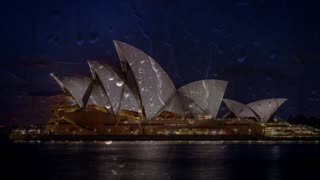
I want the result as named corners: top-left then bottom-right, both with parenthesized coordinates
top-left (1, 141), bottom-right (320, 180)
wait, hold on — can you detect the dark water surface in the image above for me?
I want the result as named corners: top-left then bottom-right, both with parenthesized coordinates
top-left (1, 140), bottom-right (320, 180)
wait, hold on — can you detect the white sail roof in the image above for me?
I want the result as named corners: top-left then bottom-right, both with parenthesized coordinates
top-left (119, 85), bottom-right (140, 112)
top-left (247, 98), bottom-right (287, 122)
top-left (86, 82), bottom-right (110, 109)
top-left (223, 99), bottom-right (258, 120)
top-left (178, 80), bottom-right (228, 118)
top-left (165, 92), bottom-right (206, 115)
top-left (50, 73), bottom-right (92, 108)
top-left (87, 60), bottom-right (125, 115)
top-left (113, 40), bottom-right (176, 120)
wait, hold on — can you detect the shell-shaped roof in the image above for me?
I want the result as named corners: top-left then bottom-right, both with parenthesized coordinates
top-left (119, 85), bottom-right (140, 112)
top-left (113, 40), bottom-right (176, 120)
top-left (87, 60), bottom-right (125, 115)
top-left (50, 73), bottom-right (92, 108)
top-left (86, 82), bottom-right (110, 109)
top-left (51, 40), bottom-right (287, 122)
top-left (178, 80), bottom-right (228, 118)
top-left (247, 98), bottom-right (287, 121)
top-left (165, 92), bottom-right (206, 115)
top-left (223, 99), bottom-right (258, 120)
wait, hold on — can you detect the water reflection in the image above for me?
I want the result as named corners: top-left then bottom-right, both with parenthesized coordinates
top-left (1, 141), bottom-right (320, 180)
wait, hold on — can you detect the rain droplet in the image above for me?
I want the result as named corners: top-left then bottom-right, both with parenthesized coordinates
top-left (124, 92), bottom-right (130, 98)
top-left (116, 81), bottom-right (124, 87)
top-left (124, 33), bottom-right (130, 40)
top-left (105, 105), bottom-right (111, 109)
top-left (98, 65), bottom-right (104, 69)
top-left (108, 25), bottom-right (113, 33)
top-left (76, 32), bottom-right (84, 46)
top-left (270, 53), bottom-right (277, 60)
top-left (89, 32), bottom-right (99, 44)
top-left (104, 141), bottom-right (112, 145)
top-left (111, 169), bottom-right (117, 175)
top-left (108, 76), bottom-right (115, 81)
top-left (163, 42), bottom-right (172, 47)
top-left (188, 120), bottom-right (195, 124)
top-left (118, 163), bottom-right (126, 168)
top-left (48, 34), bottom-right (61, 47)
top-left (237, 56), bottom-right (247, 63)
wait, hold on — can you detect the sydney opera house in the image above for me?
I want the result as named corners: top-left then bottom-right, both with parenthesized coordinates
top-left (43, 40), bottom-right (319, 138)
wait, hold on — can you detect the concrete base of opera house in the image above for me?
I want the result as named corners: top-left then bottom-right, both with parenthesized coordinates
top-left (8, 106), bottom-right (320, 141)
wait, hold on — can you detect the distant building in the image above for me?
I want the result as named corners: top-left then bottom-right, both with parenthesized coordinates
top-left (223, 98), bottom-right (287, 122)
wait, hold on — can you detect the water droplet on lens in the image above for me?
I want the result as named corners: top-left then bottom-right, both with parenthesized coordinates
top-left (89, 32), bottom-right (99, 44)
top-left (111, 169), bottom-right (117, 175)
top-left (104, 141), bottom-right (112, 145)
top-left (76, 32), bottom-right (84, 46)
top-left (108, 25), bottom-right (113, 33)
top-left (118, 163), bottom-right (126, 168)
top-left (237, 56), bottom-right (247, 63)
top-left (116, 81), bottom-right (124, 87)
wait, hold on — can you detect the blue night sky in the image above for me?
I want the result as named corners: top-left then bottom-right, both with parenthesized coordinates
top-left (1, 0), bottom-right (320, 124)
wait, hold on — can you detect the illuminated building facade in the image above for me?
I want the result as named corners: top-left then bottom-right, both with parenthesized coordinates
top-left (44, 40), bottom-right (319, 138)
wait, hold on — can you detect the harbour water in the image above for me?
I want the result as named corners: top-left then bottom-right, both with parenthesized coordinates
top-left (1, 140), bottom-right (319, 180)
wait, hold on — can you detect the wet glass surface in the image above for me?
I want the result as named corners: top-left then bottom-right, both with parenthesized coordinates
top-left (1, 141), bottom-right (319, 180)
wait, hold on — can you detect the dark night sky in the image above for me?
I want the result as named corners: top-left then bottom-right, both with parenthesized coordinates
top-left (1, 0), bottom-right (320, 125)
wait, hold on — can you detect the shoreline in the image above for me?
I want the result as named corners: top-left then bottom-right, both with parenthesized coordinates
top-left (9, 134), bottom-right (320, 141)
